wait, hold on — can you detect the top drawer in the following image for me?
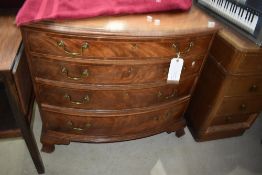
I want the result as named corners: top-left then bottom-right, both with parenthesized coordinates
top-left (233, 53), bottom-right (262, 75)
top-left (210, 32), bottom-right (262, 75)
top-left (26, 31), bottom-right (212, 59)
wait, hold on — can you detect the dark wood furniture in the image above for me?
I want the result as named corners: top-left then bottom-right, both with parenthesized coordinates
top-left (21, 6), bottom-right (219, 153)
top-left (186, 28), bottom-right (262, 141)
top-left (0, 15), bottom-right (44, 173)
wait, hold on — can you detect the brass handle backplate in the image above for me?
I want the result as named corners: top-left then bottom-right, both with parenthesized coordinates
top-left (61, 66), bottom-right (89, 80)
top-left (67, 121), bottom-right (91, 131)
top-left (64, 94), bottom-right (90, 105)
top-left (172, 41), bottom-right (194, 57)
top-left (57, 40), bottom-right (89, 57)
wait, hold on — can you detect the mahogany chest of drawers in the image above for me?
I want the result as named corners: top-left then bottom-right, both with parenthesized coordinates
top-left (186, 28), bottom-right (262, 141)
top-left (21, 6), bottom-right (219, 152)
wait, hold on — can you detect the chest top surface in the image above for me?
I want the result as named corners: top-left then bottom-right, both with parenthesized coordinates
top-left (24, 6), bottom-right (219, 37)
top-left (219, 27), bottom-right (262, 53)
top-left (0, 15), bottom-right (21, 71)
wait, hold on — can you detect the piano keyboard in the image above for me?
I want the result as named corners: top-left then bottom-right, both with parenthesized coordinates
top-left (198, 0), bottom-right (259, 34)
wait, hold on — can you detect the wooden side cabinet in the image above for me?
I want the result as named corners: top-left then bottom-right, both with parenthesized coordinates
top-left (186, 28), bottom-right (262, 141)
top-left (0, 15), bottom-right (44, 173)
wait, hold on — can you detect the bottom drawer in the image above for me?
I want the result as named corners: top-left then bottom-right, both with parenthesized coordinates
top-left (217, 96), bottom-right (262, 116)
top-left (42, 99), bottom-right (188, 137)
top-left (211, 113), bottom-right (255, 126)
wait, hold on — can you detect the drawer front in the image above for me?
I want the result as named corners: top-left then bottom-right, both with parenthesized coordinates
top-left (217, 97), bottom-right (262, 116)
top-left (235, 53), bottom-right (262, 74)
top-left (42, 100), bottom-right (188, 136)
top-left (31, 56), bottom-right (203, 85)
top-left (28, 31), bottom-right (212, 59)
top-left (38, 77), bottom-right (195, 110)
top-left (225, 76), bottom-right (262, 97)
top-left (211, 113), bottom-right (257, 126)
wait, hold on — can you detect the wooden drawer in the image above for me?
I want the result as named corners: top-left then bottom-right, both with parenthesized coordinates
top-left (27, 31), bottom-right (212, 59)
top-left (38, 77), bottom-right (195, 110)
top-left (217, 96), bottom-right (262, 116)
top-left (234, 53), bottom-right (262, 74)
top-left (210, 33), bottom-right (262, 75)
top-left (31, 56), bottom-right (203, 85)
top-left (211, 113), bottom-right (257, 126)
top-left (225, 76), bottom-right (262, 97)
top-left (42, 99), bottom-right (188, 136)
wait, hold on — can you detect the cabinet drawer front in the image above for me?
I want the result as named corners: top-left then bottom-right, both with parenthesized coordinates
top-left (28, 31), bottom-right (211, 59)
top-left (31, 56), bottom-right (203, 85)
top-left (38, 77), bottom-right (194, 110)
top-left (225, 76), bottom-right (262, 97)
top-left (217, 97), bottom-right (262, 116)
top-left (235, 53), bottom-right (262, 74)
top-left (42, 100), bottom-right (188, 136)
top-left (211, 113), bottom-right (257, 126)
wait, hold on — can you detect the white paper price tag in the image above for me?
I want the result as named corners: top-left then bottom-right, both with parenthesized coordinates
top-left (167, 57), bottom-right (184, 83)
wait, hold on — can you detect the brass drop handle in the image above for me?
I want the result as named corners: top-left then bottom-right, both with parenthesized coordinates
top-left (57, 40), bottom-right (89, 57)
top-left (249, 84), bottom-right (258, 92)
top-left (239, 104), bottom-right (247, 111)
top-left (158, 90), bottom-right (177, 100)
top-left (172, 41), bottom-right (194, 56)
top-left (64, 94), bottom-right (90, 105)
top-left (67, 121), bottom-right (91, 131)
top-left (61, 66), bottom-right (89, 80)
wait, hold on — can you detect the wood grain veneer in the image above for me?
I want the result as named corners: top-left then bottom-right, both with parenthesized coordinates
top-left (21, 6), bottom-right (219, 152)
top-left (186, 28), bottom-right (262, 141)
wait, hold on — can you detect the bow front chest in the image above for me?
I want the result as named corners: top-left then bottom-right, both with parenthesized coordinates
top-left (21, 6), bottom-right (219, 153)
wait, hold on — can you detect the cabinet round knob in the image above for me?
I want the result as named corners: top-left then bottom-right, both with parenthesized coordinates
top-left (249, 84), bottom-right (258, 92)
top-left (225, 116), bottom-right (232, 122)
top-left (239, 104), bottom-right (247, 111)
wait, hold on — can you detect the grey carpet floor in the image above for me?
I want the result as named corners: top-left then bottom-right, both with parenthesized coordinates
top-left (0, 105), bottom-right (261, 175)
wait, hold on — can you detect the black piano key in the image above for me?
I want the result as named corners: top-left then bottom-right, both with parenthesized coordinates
top-left (226, 1), bottom-right (229, 9)
top-left (241, 8), bottom-right (244, 17)
top-left (234, 5), bottom-right (237, 13)
top-left (245, 10), bottom-right (249, 20)
top-left (238, 8), bottom-right (241, 16)
top-left (232, 4), bottom-right (235, 12)
top-left (251, 13), bottom-right (255, 22)
top-left (224, 1), bottom-right (227, 8)
top-left (232, 4), bottom-right (236, 12)
top-left (248, 11), bottom-right (252, 22)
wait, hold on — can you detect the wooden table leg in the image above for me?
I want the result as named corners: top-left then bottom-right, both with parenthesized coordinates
top-left (4, 74), bottom-right (45, 174)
